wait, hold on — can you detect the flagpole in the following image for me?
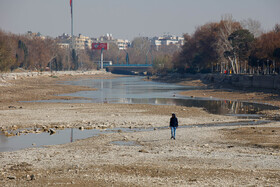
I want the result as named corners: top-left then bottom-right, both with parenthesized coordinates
top-left (71, 0), bottom-right (74, 49)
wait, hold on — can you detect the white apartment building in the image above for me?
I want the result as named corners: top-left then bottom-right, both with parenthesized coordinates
top-left (116, 39), bottom-right (130, 50)
top-left (57, 33), bottom-right (130, 51)
top-left (151, 35), bottom-right (184, 49)
top-left (92, 34), bottom-right (131, 50)
top-left (57, 43), bottom-right (70, 49)
top-left (74, 34), bottom-right (92, 50)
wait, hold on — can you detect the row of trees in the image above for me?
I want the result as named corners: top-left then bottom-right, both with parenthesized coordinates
top-left (171, 15), bottom-right (280, 75)
top-left (0, 30), bottom-right (80, 72)
top-left (0, 29), bottom-right (179, 72)
top-left (1, 16), bottom-right (279, 75)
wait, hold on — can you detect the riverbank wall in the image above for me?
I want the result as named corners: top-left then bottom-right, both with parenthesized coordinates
top-left (203, 74), bottom-right (280, 90)
top-left (0, 70), bottom-right (107, 81)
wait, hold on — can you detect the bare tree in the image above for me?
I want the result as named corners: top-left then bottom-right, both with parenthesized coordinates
top-left (274, 24), bottom-right (280, 33)
top-left (216, 14), bottom-right (242, 74)
top-left (241, 18), bottom-right (263, 37)
top-left (0, 30), bottom-right (16, 71)
top-left (129, 37), bottom-right (151, 64)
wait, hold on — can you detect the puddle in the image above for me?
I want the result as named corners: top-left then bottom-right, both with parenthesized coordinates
top-left (0, 128), bottom-right (100, 152)
top-left (0, 120), bottom-right (271, 152)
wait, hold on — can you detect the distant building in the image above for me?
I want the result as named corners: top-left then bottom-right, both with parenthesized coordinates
top-left (56, 33), bottom-right (131, 51)
top-left (115, 39), bottom-right (130, 50)
top-left (73, 34), bottom-right (92, 50)
top-left (57, 33), bottom-right (71, 42)
top-left (92, 34), bottom-right (131, 50)
top-left (57, 33), bottom-right (71, 49)
top-left (26, 31), bottom-right (46, 40)
top-left (57, 43), bottom-right (70, 49)
top-left (151, 35), bottom-right (184, 50)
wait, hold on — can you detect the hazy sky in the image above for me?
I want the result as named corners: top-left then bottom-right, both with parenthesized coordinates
top-left (0, 0), bottom-right (279, 40)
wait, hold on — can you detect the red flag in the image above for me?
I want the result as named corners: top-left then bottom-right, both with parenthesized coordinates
top-left (70, 0), bottom-right (72, 15)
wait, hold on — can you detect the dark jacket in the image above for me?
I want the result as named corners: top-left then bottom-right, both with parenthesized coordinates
top-left (170, 115), bottom-right (178, 127)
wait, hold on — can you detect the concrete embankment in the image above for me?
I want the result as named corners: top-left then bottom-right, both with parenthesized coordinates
top-left (0, 70), bottom-right (108, 86)
top-left (203, 74), bottom-right (280, 90)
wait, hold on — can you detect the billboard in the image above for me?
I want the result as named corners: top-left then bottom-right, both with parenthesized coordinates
top-left (92, 43), bottom-right (108, 50)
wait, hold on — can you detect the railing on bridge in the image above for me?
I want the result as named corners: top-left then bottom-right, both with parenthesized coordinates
top-left (103, 64), bottom-right (153, 67)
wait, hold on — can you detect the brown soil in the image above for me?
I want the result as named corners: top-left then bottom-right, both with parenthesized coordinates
top-left (221, 126), bottom-right (280, 149)
top-left (0, 71), bottom-right (280, 186)
top-left (0, 73), bottom-right (121, 106)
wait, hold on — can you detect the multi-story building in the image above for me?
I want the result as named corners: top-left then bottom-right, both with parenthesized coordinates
top-left (26, 31), bottom-right (46, 40)
top-left (151, 35), bottom-right (184, 50)
top-left (57, 33), bottom-right (71, 49)
top-left (115, 39), bottom-right (130, 50)
top-left (57, 33), bottom-right (131, 51)
top-left (73, 34), bottom-right (92, 50)
top-left (92, 34), bottom-right (131, 50)
top-left (57, 43), bottom-right (70, 49)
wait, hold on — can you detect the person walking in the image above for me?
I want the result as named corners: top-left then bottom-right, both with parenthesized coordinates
top-left (170, 113), bottom-right (178, 140)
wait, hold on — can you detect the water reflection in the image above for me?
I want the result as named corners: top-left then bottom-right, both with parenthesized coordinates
top-left (61, 76), bottom-right (190, 102)
top-left (106, 97), bottom-right (275, 115)
top-left (5, 76), bottom-right (277, 152)
top-left (0, 120), bottom-right (272, 152)
top-left (59, 76), bottom-right (278, 116)
top-left (0, 128), bottom-right (101, 152)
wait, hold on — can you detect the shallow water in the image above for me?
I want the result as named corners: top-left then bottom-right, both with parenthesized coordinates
top-left (3, 76), bottom-right (278, 152)
top-left (0, 128), bottom-right (98, 152)
top-left (0, 127), bottom-right (144, 152)
top-left (0, 120), bottom-right (272, 152)
top-left (33, 76), bottom-right (278, 116)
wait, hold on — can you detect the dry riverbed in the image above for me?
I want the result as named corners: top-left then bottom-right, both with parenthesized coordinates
top-left (0, 71), bottom-right (279, 186)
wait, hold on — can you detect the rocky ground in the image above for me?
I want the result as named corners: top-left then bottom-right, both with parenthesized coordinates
top-left (0, 71), bottom-right (279, 186)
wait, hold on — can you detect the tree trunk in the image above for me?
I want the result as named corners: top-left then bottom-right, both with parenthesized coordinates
top-left (228, 57), bottom-right (236, 74)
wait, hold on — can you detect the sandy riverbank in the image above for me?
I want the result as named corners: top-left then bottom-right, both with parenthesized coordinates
top-left (0, 71), bottom-right (279, 186)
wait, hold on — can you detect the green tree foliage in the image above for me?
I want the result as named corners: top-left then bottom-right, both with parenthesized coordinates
top-left (273, 48), bottom-right (280, 72)
top-left (17, 40), bottom-right (28, 67)
top-left (71, 49), bottom-right (79, 70)
top-left (225, 29), bottom-right (254, 73)
top-left (228, 29), bottom-right (254, 59)
top-left (273, 48), bottom-right (280, 59)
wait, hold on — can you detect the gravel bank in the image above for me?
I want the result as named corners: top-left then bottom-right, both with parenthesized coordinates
top-left (0, 71), bottom-right (279, 186)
